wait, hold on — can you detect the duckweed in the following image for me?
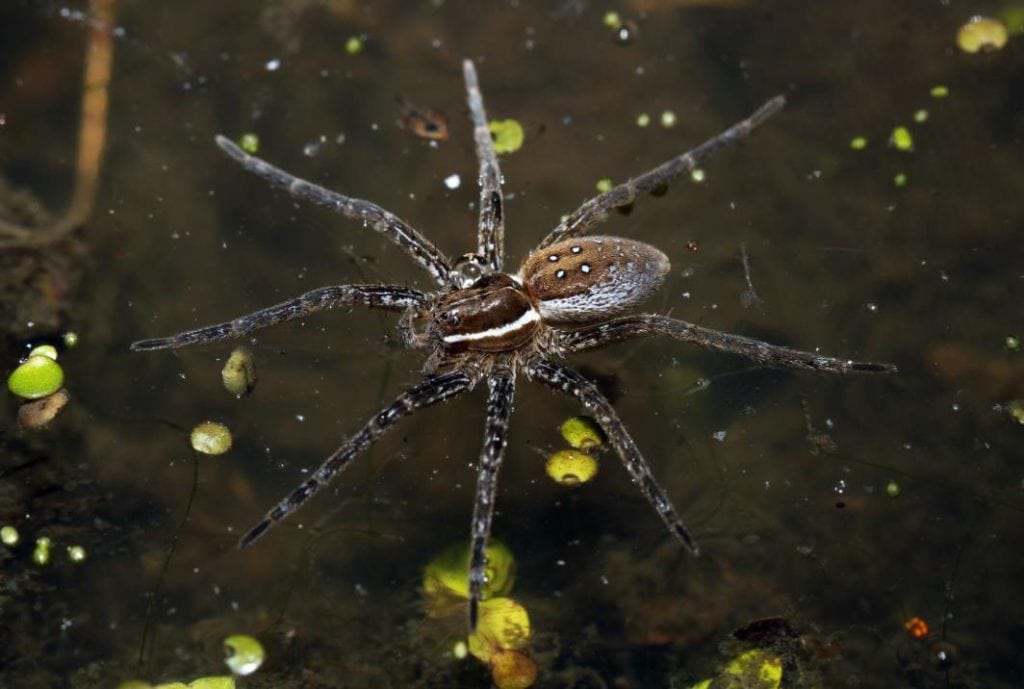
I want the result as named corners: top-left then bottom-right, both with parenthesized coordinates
top-left (602, 11), bottom-right (622, 29)
top-left (888, 126), bottom-right (914, 152)
top-left (8, 355), bottom-right (65, 399)
top-left (636, 112), bottom-right (650, 127)
top-left (885, 480), bottom-right (902, 498)
top-left (659, 110), bottom-right (677, 128)
top-left (190, 421), bottom-right (233, 455)
top-left (957, 16), bottom-right (1008, 53)
top-left (690, 168), bottom-right (706, 183)
top-left (914, 109), bottom-right (929, 123)
top-left (930, 85), bottom-right (950, 98)
top-left (345, 35), bottom-right (364, 55)
top-left (223, 634), bottom-right (265, 676)
top-left (595, 178), bottom-right (613, 193)
top-left (894, 172), bottom-right (908, 187)
top-left (221, 346), bottom-right (257, 397)
top-left (488, 119), bottom-right (525, 154)
top-left (690, 649), bottom-right (782, 689)
top-left (1005, 335), bottom-right (1019, 351)
top-left (62, 331), bottom-right (79, 348)
top-left (189, 676), bottom-right (235, 688)
top-left (1, 525), bottom-right (19, 546)
top-left (490, 648), bottom-right (538, 689)
top-left (546, 449), bottom-right (598, 486)
top-left (559, 416), bottom-right (604, 450)
top-left (1006, 399), bottom-right (1024, 424)
top-left (725, 649), bottom-right (782, 688)
top-left (148, 678), bottom-right (236, 689)
top-left (238, 133), bottom-right (260, 154)
top-left (849, 136), bottom-right (868, 150)
top-left (423, 539), bottom-right (516, 601)
top-left (468, 597), bottom-right (532, 662)
top-left (33, 536), bottom-right (52, 565)
top-left (28, 344), bottom-right (58, 360)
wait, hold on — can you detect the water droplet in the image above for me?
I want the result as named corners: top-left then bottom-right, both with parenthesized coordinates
top-left (303, 135), bottom-right (327, 157)
top-left (614, 21), bottom-right (638, 45)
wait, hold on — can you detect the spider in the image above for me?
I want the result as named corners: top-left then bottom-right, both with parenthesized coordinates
top-left (132, 60), bottom-right (896, 630)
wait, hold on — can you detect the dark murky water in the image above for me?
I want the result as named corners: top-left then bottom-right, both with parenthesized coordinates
top-left (2, 1), bottom-right (1022, 687)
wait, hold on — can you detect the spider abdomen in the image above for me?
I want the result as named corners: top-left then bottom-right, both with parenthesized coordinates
top-left (434, 273), bottom-right (540, 352)
top-left (519, 236), bottom-right (670, 323)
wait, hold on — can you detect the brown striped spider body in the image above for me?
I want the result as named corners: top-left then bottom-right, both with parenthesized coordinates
top-left (132, 61), bottom-right (895, 630)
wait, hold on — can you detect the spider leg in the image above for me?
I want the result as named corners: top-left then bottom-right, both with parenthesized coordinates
top-left (238, 370), bottom-right (473, 548)
top-left (215, 135), bottom-right (453, 286)
top-left (526, 357), bottom-right (698, 553)
top-left (131, 284), bottom-right (425, 351)
top-left (537, 96), bottom-right (785, 249)
top-left (467, 367), bottom-right (516, 632)
top-left (555, 314), bottom-right (897, 374)
top-left (462, 60), bottom-right (506, 273)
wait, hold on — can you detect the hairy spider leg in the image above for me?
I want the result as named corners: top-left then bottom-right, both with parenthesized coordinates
top-left (215, 135), bottom-right (453, 286)
top-left (538, 96), bottom-right (786, 249)
top-left (467, 368), bottom-right (516, 632)
top-left (463, 59), bottom-right (507, 273)
top-left (526, 357), bottom-right (699, 553)
top-left (557, 314), bottom-right (899, 374)
top-left (130, 284), bottom-right (425, 351)
top-left (238, 370), bottom-right (473, 548)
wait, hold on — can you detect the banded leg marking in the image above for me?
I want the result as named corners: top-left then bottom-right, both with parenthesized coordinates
top-left (131, 284), bottom-right (425, 351)
top-left (526, 357), bottom-right (698, 553)
top-left (537, 97), bottom-right (785, 249)
top-left (556, 314), bottom-right (897, 374)
top-left (216, 136), bottom-right (453, 286)
top-left (467, 368), bottom-right (516, 632)
top-left (238, 370), bottom-right (473, 548)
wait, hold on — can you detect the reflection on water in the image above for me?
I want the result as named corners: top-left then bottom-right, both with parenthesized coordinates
top-left (1, 1), bottom-right (1022, 687)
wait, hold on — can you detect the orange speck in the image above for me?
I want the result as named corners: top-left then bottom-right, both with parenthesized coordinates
top-left (904, 616), bottom-right (929, 638)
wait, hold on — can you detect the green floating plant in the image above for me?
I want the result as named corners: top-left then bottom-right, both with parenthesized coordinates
top-left (8, 355), bottom-right (64, 399)
top-left (190, 421), bottom-right (233, 455)
top-left (489, 119), bottom-right (525, 154)
top-left (223, 634), bottom-right (265, 676)
top-left (545, 449), bottom-right (598, 486)
top-left (559, 416), bottom-right (604, 450)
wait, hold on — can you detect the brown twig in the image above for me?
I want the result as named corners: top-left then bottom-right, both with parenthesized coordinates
top-left (0, 0), bottom-right (115, 250)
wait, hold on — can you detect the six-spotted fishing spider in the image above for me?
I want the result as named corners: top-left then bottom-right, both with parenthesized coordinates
top-left (132, 60), bottom-right (896, 630)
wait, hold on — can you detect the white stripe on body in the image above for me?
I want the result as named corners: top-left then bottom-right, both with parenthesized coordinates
top-left (441, 307), bottom-right (541, 344)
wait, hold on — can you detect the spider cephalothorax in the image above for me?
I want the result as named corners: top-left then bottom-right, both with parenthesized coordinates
top-left (132, 60), bottom-right (895, 630)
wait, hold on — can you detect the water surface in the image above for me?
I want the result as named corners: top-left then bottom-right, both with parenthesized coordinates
top-left (1, 1), bottom-right (1022, 687)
